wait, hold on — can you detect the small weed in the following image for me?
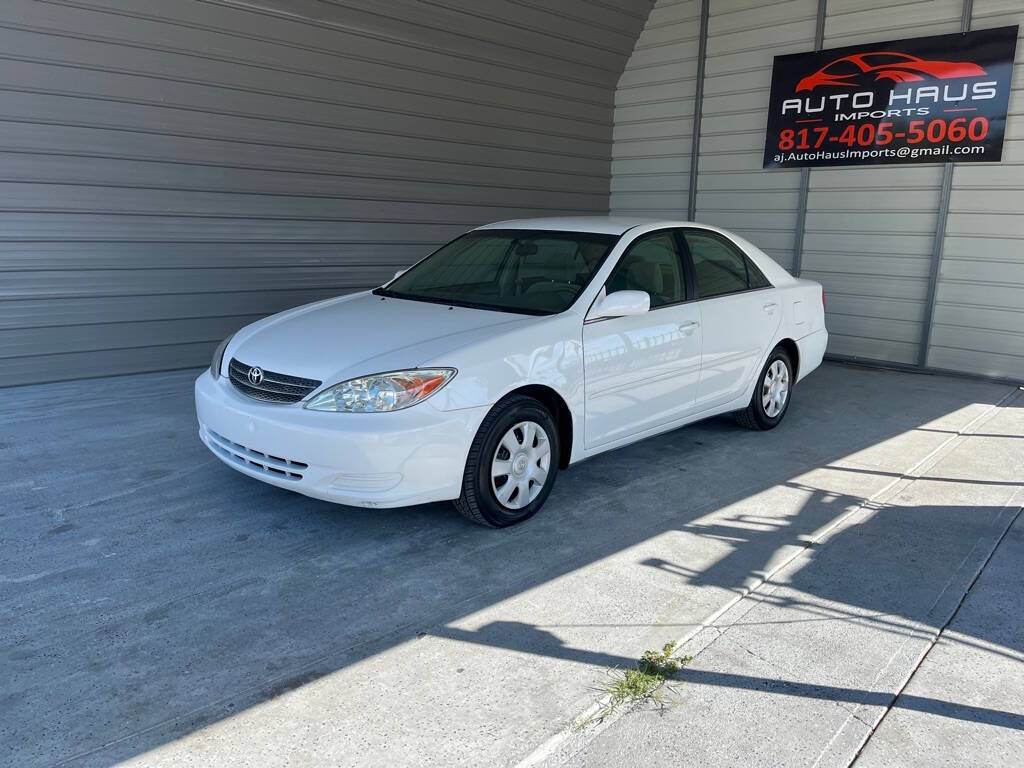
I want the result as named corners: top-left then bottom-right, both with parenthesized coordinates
top-left (595, 641), bottom-right (692, 721)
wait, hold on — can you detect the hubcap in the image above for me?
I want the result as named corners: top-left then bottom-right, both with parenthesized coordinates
top-left (762, 359), bottom-right (790, 418)
top-left (491, 421), bottom-right (551, 510)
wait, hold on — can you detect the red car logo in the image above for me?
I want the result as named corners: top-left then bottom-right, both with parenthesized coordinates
top-left (796, 51), bottom-right (987, 91)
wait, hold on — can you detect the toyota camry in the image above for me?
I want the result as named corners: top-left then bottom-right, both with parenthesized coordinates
top-left (195, 218), bottom-right (827, 526)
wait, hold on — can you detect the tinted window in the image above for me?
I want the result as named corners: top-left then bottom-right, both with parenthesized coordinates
top-left (685, 231), bottom-right (770, 298)
top-left (748, 259), bottom-right (771, 289)
top-left (380, 229), bottom-right (618, 315)
top-left (605, 232), bottom-right (686, 309)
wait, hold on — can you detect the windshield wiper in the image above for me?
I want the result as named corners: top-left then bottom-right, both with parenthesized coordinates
top-left (371, 287), bottom-right (550, 316)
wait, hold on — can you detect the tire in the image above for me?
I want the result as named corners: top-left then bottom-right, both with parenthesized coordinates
top-left (454, 395), bottom-right (560, 527)
top-left (735, 347), bottom-right (793, 431)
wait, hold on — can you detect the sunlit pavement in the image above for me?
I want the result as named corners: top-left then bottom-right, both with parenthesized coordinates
top-left (548, 386), bottom-right (1024, 768)
top-left (2, 363), bottom-right (1022, 767)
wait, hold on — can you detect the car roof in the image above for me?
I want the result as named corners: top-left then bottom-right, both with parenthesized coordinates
top-left (473, 216), bottom-right (706, 236)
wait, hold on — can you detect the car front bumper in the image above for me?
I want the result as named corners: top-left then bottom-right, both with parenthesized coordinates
top-left (194, 370), bottom-right (488, 507)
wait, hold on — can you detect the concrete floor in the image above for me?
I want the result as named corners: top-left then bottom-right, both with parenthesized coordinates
top-left (2, 362), bottom-right (1022, 767)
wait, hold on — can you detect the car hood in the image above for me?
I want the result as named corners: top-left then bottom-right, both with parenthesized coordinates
top-left (228, 291), bottom-right (538, 386)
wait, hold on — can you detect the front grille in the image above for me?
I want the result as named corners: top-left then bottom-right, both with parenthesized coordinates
top-left (228, 358), bottom-right (321, 404)
top-left (206, 428), bottom-right (308, 481)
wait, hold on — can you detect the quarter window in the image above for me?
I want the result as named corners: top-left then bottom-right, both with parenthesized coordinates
top-left (605, 232), bottom-right (686, 309)
top-left (684, 231), bottom-right (771, 298)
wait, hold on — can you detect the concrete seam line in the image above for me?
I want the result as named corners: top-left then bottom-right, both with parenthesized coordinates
top-left (847, 500), bottom-right (1022, 767)
top-left (515, 385), bottom-right (1019, 768)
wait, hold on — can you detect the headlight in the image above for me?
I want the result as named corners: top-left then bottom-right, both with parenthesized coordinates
top-left (210, 334), bottom-right (233, 379)
top-left (304, 369), bottom-right (456, 413)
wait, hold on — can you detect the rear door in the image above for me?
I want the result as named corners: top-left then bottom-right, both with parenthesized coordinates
top-left (583, 230), bottom-right (702, 448)
top-left (682, 230), bottom-right (780, 410)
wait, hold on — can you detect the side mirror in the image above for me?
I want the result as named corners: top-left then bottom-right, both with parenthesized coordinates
top-left (587, 289), bottom-right (650, 321)
top-left (393, 269), bottom-right (406, 280)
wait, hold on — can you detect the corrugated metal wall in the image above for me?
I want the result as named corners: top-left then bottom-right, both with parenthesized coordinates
top-left (609, 0), bottom-right (702, 218)
top-left (612, 0), bottom-right (1024, 381)
top-left (693, 0), bottom-right (819, 273)
top-left (611, 0), bottom-right (819, 271)
top-left (802, 0), bottom-right (965, 365)
top-left (930, 0), bottom-right (1024, 378)
top-left (0, 0), bottom-right (654, 386)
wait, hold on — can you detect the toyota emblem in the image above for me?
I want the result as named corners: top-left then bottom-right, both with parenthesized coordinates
top-left (247, 367), bottom-right (264, 386)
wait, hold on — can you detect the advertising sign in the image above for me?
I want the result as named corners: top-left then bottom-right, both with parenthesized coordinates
top-left (763, 26), bottom-right (1018, 168)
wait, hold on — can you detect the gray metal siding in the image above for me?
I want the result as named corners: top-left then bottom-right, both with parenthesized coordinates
top-left (611, 0), bottom-right (820, 269)
top-left (612, 0), bottom-right (1024, 378)
top-left (0, 0), bottom-right (653, 386)
top-left (610, 0), bottom-right (703, 217)
top-left (929, 0), bottom-right (1024, 379)
top-left (693, 0), bottom-right (819, 271)
top-left (800, 0), bottom-right (965, 365)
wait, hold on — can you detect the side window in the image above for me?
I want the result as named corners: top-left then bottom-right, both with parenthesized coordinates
top-left (605, 232), bottom-right (686, 309)
top-left (684, 231), bottom-right (771, 298)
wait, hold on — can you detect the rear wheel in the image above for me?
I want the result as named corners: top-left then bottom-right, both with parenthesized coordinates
top-left (735, 347), bottom-right (792, 430)
top-left (454, 395), bottom-right (560, 527)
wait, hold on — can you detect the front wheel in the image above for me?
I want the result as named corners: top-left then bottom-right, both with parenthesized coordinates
top-left (454, 395), bottom-right (560, 527)
top-left (736, 347), bottom-right (793, 430)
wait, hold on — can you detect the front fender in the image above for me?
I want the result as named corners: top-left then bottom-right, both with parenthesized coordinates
top-left (424, 314), bottom-right (587, 463)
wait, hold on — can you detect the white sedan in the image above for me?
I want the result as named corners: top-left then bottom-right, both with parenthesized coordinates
top-left (195, 217), bottom-right (827, 526)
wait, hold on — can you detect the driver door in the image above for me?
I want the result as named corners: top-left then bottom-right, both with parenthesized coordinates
top-left (582, 230), bottom-right (702, 449)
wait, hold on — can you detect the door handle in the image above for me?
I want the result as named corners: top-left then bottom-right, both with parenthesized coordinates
top-left (678, 321), bottom-right (700, 335)
top-left (762, 302), bottom-right (778, 313)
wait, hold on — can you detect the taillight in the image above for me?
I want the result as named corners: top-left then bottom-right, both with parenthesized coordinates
top-left (821, 288), bottom-right (826, 311)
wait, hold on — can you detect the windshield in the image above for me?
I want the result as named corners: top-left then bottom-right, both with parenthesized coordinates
top-left (375, 229), bottom-right (620, 315)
